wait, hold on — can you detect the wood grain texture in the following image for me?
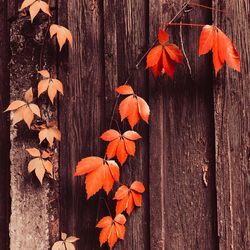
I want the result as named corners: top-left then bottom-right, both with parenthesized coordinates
top-left (58, 1), bottom-right (105, 249)
top-left (0, 1), bottom-right (10, 249)
top-left (148, 1), bottom-right (218, 249)
top-left (213, 0), bottom-right (250, 249)
top-left (8, 3), bottom-right (59, 249)
top-left (103, 1), bottom-right (149, 249)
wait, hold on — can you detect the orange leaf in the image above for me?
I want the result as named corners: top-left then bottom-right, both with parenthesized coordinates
top-left (19, 0), bottom-right (51, 23)
top-left (50, 24), bottom-right (73, 51)
top-left (96, 214), bottom-right (126, 249)
top-left (74, 157), bottom-right (120, 199)
top-left (100, 129), bottom-right (141, 165)
top-left (199, 25), bottom-right (240, 74)
top-left (158, 29), bottom-right (169, 45)
top-left (146, 29), bottom-right (183, 79)
top-left (116, 85), bottom-right (150, 128)
top-left (115, 85), bottom-right (134, 95)
top-left (114, 181), bottom-right (145, 215)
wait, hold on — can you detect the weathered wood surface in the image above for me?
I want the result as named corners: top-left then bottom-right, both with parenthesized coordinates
top-left (103, 1), bottom-right (149, 249)
top-left (58, 1), bottom-right (105, 249)
top-left (0, 1), bottom-right (10, 249)
top-left (0, 0), bottom-right (249, 250)
top-left (213, 0), bottom-right (250, 249)
top-left (7, 1), bottom-right (59, 249)
top-left (149, 1), bottom-right (218, 249)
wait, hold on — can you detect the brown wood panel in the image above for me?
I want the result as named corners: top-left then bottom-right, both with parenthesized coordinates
top-left (7, 1), bottom-right (59, 248)
top-left (103, 0), bottom-right (149, 249)
top-left (58, 1), bottom-right (105, 249)
top-left (148, 1), bottom-right (218, 249)
top-left (0, 1), bottom-right (10, 249)
top-left (213, 0), bottom-right (250, 249)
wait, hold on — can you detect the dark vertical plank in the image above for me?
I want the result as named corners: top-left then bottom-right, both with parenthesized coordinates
top-left (0, 1), bottom-right (10, 249)
top-left (213, 1), bottom-right (250, 249)
top-left (103, 0), bottom-right (149, 249)
top-left (149, 1), bottom-right (218, 249)
top-left (58, 1), bottom-right (105, 249)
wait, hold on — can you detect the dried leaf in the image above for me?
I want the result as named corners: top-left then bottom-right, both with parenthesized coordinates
top-left (38, 71), bottom-right (64, 103)
top-left (19, 0), bottom-right (51, 23)
top-left (5, 89), bottom-right (40, 128)
top-left (39, 126), bottom-right (61, 146)
top-left (50, 24), bottom-right (73, 51)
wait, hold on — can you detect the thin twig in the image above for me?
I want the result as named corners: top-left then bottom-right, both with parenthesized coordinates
top-left (190, 2), bottom-right (226, 13)
top-left (167, 22), bottom-right (206, 27)
top-left (39, 17), bottom-right (51, 70)
top-left (179, 20), bottom-right (192, 75)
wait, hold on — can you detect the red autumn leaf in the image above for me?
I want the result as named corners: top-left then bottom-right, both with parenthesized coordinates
top-left (113, 181), bottom-right (145, 215)
top-left (199, 25), bottom-right (240, 75)
top-left (100, 129), bottom-right (141, 165)
top-left (19, 0), bottom-right (51, 23)
top-left (74, 157), bottom-right (120, 199)
top-left (96, 214), bottom-right (126, 249)
top-left (116, 85), bottom-right (150, 129)
top-left (146, 29), bottom-right (183, 79)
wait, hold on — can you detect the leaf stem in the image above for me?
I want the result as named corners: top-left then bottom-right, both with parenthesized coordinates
top-left (190, 2), bottom-right (226, 13)
top-left (167, 22), bottom-right (206, 27)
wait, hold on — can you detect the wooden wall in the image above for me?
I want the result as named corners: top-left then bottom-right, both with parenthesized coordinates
top-left (0, 0), bottom-right (249, 249)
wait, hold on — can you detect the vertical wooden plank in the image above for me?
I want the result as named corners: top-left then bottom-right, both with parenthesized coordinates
top-left (149, 1), bottom-right (218, 249)
top-left (103, 0), bottom-right (149, 249)
top-left (58, 1), bottom-right (105, 249)
top-left (0, 1), bottom-right (10, 249)
top-left (8, 1), bottom-right (59, 248)
top-left (213, 1), bottom-right (250, 249)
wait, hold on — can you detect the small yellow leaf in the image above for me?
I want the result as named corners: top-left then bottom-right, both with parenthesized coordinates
top-left (29, 104), bottom-right (41, 117)
top-left (52, 241), bottom-right (64, 250)
top-left (12, 106), bottom-right (25, 125)
top-left (43, 160), bottom-right (53, 175)
top-left (19, 0), bottom-right (36, 11)
top-left (38, 79), bottom-right (50, 97)
top-left (5, 100), bottom-right (26, 112)
top-left (23, 106), bottom-right (34, 128)
top-left (38, 70), bottom-right (50, 78)
top-left (26, 148), bottom-right (41, 157)
top-left (28, 158), bottom-right (42, 173)
top-left (61, 232), bottom-right (67, 241)
top-left (35, 163), bottom-right (46, 184)
top-left (66, 236), bottom-right (80, 243)
top-left (24, 87), bottom-right (33, 103)
top-left (50, 24), bottom-right (73, 51)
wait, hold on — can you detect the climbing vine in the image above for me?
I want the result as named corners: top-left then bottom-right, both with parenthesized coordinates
top-left (4, 0), bottom-right (240, 249)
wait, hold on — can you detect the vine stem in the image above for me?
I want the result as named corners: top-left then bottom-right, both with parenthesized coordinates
top-left (107, 0), bottom-right (192, 131)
